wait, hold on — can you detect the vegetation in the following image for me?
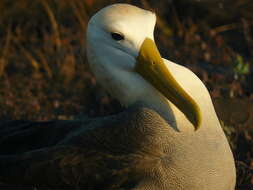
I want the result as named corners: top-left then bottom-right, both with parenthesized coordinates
top-left (0, 0), bottom-right (252, 189)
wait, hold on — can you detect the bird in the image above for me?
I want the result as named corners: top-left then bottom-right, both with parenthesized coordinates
top-left (0, 3), bottom-right (236, 190)
top-left (86, 3), bottom-right (236, 188)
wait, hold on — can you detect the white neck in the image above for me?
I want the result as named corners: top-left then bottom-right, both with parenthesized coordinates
top-left (87, 40), bottom-right (220, 132)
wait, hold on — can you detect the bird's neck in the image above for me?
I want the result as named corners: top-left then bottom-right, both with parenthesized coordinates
top-left (87, 44), bottom-right (220, 132)
top-left (125, 62), bottom-right (221, 132)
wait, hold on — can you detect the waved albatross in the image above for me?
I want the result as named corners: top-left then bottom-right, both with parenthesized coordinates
top-left (0, 3), bottom-right (236, 190)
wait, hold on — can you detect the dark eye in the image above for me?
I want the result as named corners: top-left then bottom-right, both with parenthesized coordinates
top-left (111, 32), bottom-right (124, 41)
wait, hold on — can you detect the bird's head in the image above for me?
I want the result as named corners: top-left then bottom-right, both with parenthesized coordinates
top-left (86, 4), bottom-right (201, 130)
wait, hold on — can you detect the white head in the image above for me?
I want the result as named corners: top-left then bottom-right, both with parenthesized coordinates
top-left (86, 4), bottom-right (217, 130)
top-left (87, 4), bottom-right (155, 58)
top-left (86, 4), bottom-right (158, 108)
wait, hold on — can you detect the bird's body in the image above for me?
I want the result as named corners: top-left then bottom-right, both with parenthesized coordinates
top-left (0, 3), bottom-right (235, 190)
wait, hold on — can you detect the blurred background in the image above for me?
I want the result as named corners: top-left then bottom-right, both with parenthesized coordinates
top-left (0, 0), bottom-right (252, 189)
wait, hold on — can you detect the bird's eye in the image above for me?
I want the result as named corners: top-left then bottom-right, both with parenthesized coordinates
top-left (111, 32), bottom-right (124, 41)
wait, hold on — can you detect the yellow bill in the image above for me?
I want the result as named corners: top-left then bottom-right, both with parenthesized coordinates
top-left (136, 38), bottom-right (201, 130)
